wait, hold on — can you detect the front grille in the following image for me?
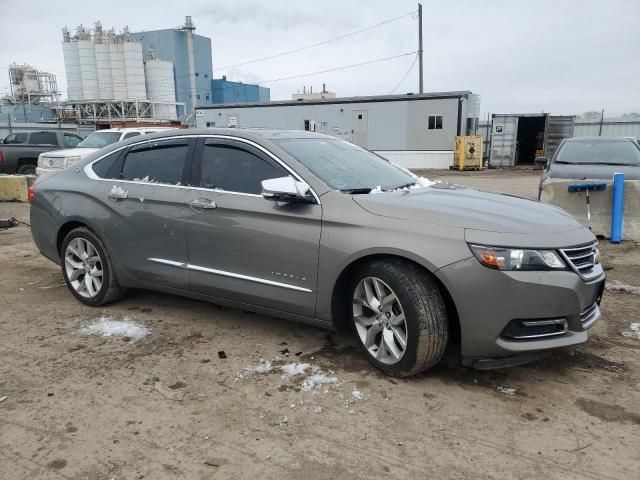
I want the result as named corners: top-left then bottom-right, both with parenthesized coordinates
top-left (559, 242), bottom-right (598, 278)
top-left (580, 302), bottom-right (600, 329)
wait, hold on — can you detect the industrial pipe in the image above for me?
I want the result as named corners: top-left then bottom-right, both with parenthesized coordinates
top-left (610, 172), bottom-right (624, 243)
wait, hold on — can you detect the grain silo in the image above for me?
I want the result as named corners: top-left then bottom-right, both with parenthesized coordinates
top-left (122, 28), bottom-right (146, 100)
top-left (61, 28), bottom-right (82, 100)
top-left (94, 22), bottom-right (114, 100)
top-left (144, 51), bottom-right (176, 120)
top-left (109, 41), bottom-right (127, 99)
top-left (76, 27), bottom-right (99, 100)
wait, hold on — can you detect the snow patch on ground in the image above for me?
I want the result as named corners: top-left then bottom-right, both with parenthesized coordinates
top-left (81, 316), bottom-right (150, 340)
top-left (622, 323), bottom-right (640, 339)
top-left (244, 360), bottom-right (273, 374)
top-left (351, 390), bottom-right (366, 401)
top-left (280, 362), bottom-right (311, 377)
top-left (496, 386), bottom-right (517, 395)
top-left (302, 372), bottom-right (338, 391)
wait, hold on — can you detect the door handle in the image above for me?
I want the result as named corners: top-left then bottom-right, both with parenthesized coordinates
top-left (190, 198), bottom-right (217, 210)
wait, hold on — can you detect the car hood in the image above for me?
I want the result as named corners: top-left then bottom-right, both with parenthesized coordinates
top-left (353, 183), bottom-right (583, 234)
top-left (42, 147), bottom-right (98, 158)
top-left (547, 163), bottom-right (640, 180)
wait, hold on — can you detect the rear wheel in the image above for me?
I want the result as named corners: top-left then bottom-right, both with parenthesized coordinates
top-left (61, 228), bottom-right (123, 306)
top-left (350, 259), bottom-right (449, 377)
top-left (17, 164), bottom-right (36, 175)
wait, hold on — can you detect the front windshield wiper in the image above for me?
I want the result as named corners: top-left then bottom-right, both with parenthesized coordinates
top-left (340, 187), bottom-right (373, 194)
top-left (393, 182), bottom-right (418, 190)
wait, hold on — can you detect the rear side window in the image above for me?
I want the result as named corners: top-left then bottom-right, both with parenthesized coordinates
top-left (30, 132), bottom-right (58, 145)
top-left (4, 133), bottom-right (28, 144)
top-left (199, 142), bottom-right (286, 194)
top-left (92, 150), bottom-right (122, 178)
top-left (64, 133), bottom-right (83, 148)
top-left (121, 140), bottom-right (189, 185)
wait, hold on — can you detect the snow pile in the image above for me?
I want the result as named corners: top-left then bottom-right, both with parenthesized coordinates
top-left (622, 323), bottom-right (640, 339)
top-left (351, 390), bottom-right (366, 401)
top-left (414, 176), bottom-right (435, 187)
top-left (301, 372), bottom-right (338, 392)
top-left (81, 316), bottom-right (150, 341)
top-left (280, 362), bottom-right (311, 377)
top-left (244, 360), bottom-right (273, 374)
top-left (496, 386), bottom-right (517, 395)
top-left (109, 185), bottom-right (128, 198)
top-left (370, 185), bottom-right (383, 194)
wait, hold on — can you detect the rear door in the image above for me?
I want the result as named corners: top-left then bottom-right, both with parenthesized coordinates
top-left (489, 115), bottom-right (518, 166)
top-left (183, 137), bottom-right (322, 317)
top-left (92, 137), bottom-right (195, 290)
top-left (544, 115), bottom-right (575, 159)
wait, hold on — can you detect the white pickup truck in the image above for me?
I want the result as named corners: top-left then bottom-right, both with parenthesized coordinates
top-left (36, 127), bottom-right (174, 176)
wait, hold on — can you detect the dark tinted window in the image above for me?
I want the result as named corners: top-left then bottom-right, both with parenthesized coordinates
top-left (4, 133), bottom-right (28, 144)
top-left (122, 140), bottom-right (189, 184)
top-left (200, 143), bottom-right (286, 194)
top-left (30, 132), bottom-right (58, 145)
top-left (64, 133), bottom-right (83, 147)
top-left (92, 151), bottom-right (122, 178)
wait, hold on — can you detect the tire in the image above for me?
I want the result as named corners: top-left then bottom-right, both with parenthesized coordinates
top-left (60, 227), bottom-right (124, 306)
top-left (17, 164), bottom-right (36, 175)
top-left (349, 259), bottom-right (449, 377)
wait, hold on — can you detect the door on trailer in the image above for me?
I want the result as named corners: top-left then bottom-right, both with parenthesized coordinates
top-left (351, 110), bottom-right (369, 148)
top-left (489, 115), bottom-right (518, 167)
top-left (544, 116), bottom-right (575, 160)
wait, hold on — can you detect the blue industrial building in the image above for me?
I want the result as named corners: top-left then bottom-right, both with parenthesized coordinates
top-left (211, 76), bottom-right (270, 104)
top-left (130, 26), bottom-right (213, 117)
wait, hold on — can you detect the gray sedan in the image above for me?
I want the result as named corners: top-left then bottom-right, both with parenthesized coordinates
top-left (30, 129), bottom-right (605, 376)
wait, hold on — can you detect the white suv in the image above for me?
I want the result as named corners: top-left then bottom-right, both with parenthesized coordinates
top-left (36, 127), bottom-right (175, 176)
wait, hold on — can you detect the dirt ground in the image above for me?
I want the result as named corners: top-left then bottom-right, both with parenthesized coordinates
top-left (1, 170), bottom-right (639, 480)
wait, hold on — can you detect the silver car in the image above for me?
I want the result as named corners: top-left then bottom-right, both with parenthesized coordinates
top-left (30, 129), bottom-right (606, 376)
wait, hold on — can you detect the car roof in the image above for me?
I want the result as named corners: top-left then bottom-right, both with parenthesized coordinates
top-left (565, 136), bottom-right (634, 143)
top-left (142, 127), bottom-right (335, 141)
top-left (97, 127), bottom-right (176, 133)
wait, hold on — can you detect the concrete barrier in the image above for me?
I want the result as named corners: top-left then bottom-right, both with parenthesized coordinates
top-left (0, 175), bottom-right (31, 202)
top-left (541, 179), bottom-right (640, 241)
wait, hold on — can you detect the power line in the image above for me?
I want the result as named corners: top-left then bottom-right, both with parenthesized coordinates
top-left (213, 9), bottom-right (417, 72)
top-left (388, 53), bottom-right (418, 95)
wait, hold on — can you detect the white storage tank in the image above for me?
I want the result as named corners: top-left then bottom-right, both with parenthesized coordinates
top-left (77, 39), bottom-right (99, 100)
top-left (62, 41), bottom-right (82, 100)
top-left (123, 41), bottom-right (146, 100)
top-left (109, 42), bottom-right (127, 99)
top-left (145, 58), bottom-right (176, 120)
top-left (95, 42), bottom-right (113, 100)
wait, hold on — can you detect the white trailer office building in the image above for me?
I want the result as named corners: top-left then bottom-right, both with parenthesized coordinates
top-left (195, 91), bottom-right (481, 169)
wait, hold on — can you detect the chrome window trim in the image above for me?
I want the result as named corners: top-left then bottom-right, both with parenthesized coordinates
top-left (83, 134), bottom-right (321, 204)
top-left (148, 257), bottom-right (312, 293)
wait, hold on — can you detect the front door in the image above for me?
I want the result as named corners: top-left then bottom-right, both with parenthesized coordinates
top-left (93, 137), bottom-right (195, 290)
top-left (183, 137), bottom-right (322, 317)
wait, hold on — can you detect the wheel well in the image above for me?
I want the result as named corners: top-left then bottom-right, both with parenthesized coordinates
top-left (330, 254), bottom-right (461, 341)
top-left (56, 221), bottom-right (89, 256)
top-left (18, 158), bottom-right (37, 166)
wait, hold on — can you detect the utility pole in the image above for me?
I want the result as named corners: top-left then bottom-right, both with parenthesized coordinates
top-left (418, 3), bottom-right (423, 94)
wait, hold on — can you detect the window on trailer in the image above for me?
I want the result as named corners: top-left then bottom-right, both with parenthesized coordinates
top-left (428, 115), bottom-right (443, 130)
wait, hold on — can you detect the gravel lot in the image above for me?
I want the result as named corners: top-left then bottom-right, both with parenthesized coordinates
top-left (1, 170), bottom-right (639, 480)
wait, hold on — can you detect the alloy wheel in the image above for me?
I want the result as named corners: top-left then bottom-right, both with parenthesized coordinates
top-left (64, 238), bottom-right (103, 298)
top-left (352, 276), bottom-right (408, 365)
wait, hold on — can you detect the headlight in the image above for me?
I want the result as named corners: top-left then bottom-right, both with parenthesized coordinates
top-left (469, 244), bottom-right (566, 271)
top-left (65, 156), bottom-right (82, 167)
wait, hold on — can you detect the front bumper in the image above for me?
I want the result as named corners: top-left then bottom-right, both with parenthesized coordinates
top-left (436, 257), bottom-right (605, 360)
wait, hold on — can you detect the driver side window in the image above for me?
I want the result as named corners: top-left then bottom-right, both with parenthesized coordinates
top-left (199, 141), bottom-right (286, 195)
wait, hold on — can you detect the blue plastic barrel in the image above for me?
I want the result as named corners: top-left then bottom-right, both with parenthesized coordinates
top-left (611, 173), bottom-right (624, 243)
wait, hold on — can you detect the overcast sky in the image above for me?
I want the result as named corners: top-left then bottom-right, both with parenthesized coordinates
top-left (0, 0), bottom-right (638, 116)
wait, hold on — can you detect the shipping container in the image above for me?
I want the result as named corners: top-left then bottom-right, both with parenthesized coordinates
top-left (489, 113), bottom-right (575, 166)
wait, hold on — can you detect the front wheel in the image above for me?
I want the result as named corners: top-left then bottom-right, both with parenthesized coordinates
top-left (17, 164), bottom-right (36, 175)
top-left (61, 227), bottom-right (124, 306)
top-left (350, 259), bottom-right (449, 377)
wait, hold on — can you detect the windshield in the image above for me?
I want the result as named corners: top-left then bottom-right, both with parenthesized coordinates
top-left (78, 132), bottom-right (122, 148)
top-left (555, 140), bottom-right (640, 166)
top-left (275, 138), bottom-right (416, 192)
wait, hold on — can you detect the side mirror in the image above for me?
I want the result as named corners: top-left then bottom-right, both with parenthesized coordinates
top-left (535, 156), bottom-right (548, 167)
top-left (261, 176), bottom-right (314, 203)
